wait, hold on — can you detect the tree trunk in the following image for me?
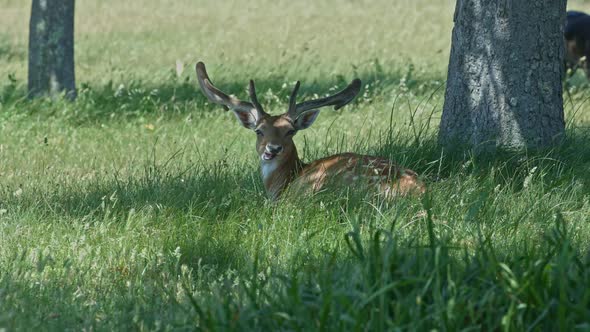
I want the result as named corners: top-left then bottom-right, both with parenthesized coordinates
top-left (28, 0), bottom-right (76, 99)
top-left (439, 0), bottom-right (566, 153)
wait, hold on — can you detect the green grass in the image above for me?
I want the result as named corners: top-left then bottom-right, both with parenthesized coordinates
top-left (1, 0), bottom-right (590, 330)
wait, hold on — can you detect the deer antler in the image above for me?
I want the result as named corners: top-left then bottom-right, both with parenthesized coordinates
top-left (248, 80), bottom-right (265, 115)
top-left (196, 62), bottom-right (267, 116)
top-left (287, 78), bottom-right (362, 120)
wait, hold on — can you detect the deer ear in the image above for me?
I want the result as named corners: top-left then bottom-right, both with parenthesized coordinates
top-left (232, 109), bottom-right (260, 129)
top-left (294, 109), bottom-right (320, 130)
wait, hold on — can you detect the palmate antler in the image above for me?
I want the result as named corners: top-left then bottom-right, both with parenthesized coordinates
top-left (286, 78), bottom-right (362, 120)
top-left (196, 61), bottom-right (362, 123)
top-left (196, 62), bottom-right (268, 128)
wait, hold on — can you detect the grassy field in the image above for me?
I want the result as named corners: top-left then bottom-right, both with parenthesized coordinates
top-left (1, 0), bottom-right (590, 330)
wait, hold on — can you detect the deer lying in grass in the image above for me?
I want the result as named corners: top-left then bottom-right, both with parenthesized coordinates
top-left (196, 62), bottom-right (425, 200)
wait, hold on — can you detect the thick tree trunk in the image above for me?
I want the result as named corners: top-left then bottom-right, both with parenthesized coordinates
top-left (439, 0), bottom-right (566, 152)
top-left (28, 0), bottom-right (76, 99)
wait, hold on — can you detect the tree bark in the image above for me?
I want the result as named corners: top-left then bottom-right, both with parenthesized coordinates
top-left (439, 0), bottom-right (566, 153)
top-left (28, 0), bottom-right (76, 99)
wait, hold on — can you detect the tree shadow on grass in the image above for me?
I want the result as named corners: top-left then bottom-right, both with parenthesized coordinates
top-left (5, 126), bottom-right (589, 227)
top-left (371, 128), bottom-right (590, 194)
top-left (12, 164), bottom-right (265, 222)
top-left (1, 65), bottom-right (444, 123)
top-left (2, 162), bottom-right (265, 276)
top-left (2, 128), bottom-right (590, 330)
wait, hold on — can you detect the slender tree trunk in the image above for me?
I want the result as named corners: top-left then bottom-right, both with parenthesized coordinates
top-left (28, 0), bottom-right (76, 99)
top-left (439, 0), bottom-right (566, 152)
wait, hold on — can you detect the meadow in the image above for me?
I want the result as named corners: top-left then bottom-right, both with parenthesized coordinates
top-left (1, 0), bottom-right (590, 330)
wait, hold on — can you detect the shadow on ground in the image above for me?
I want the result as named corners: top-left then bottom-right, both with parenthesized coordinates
top-left (3, 129), bottom-right (589, 227)
top-left (0, 66), bottom-right (444, 123)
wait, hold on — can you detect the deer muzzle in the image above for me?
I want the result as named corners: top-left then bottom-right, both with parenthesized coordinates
top-left (263, 144), bottom-right (283, 160)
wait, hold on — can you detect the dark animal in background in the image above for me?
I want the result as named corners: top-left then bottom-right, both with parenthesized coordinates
top-left (565, 10), bottom-right (590, 78)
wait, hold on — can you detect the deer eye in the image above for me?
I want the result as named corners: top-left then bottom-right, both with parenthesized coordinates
top-left (285, 130), bottom-right (296, 137)
top-left (255, 129), bottom-right (264, 137)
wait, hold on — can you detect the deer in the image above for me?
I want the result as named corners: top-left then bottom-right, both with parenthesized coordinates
top-left (565, 10), bottom-right (590, 78)
top-left (195, 62), bottom-right (425, 200)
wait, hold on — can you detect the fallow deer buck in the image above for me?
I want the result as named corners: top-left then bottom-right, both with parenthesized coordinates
top-left (196, 62), bottom-right (425, 200)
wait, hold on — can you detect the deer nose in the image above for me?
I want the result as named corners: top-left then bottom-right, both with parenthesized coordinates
top-left (266, 144), bottom-right (283, 154)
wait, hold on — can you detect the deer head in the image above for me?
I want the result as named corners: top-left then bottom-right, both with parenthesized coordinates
top-left (195, 62), bottom-right (361, 165)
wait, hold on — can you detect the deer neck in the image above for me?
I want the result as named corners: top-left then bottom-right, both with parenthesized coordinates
top-left (261, 149), bottom-right (304, 199)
